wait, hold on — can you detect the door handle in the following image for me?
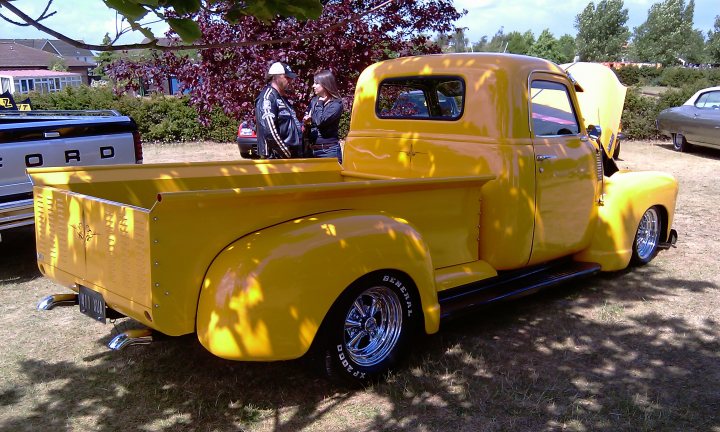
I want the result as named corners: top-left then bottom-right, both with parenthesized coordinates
top-left (536, 154), bottom-right (557, 161)
top-left (44, 131), bottom-right (60, 138)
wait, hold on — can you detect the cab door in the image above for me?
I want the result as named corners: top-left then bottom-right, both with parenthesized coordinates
top-left (528, 74), bottom-right (599, 265)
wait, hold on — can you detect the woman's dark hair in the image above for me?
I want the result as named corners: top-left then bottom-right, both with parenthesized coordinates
top-left (314, 70), bottom-right (341, 100)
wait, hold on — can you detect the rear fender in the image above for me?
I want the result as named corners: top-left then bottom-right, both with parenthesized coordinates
top-left (196, 210), bottom-right (438, 361)
top-left (575, 171), bottom-right (678, 271)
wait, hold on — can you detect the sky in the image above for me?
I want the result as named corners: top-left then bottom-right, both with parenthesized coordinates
top-left (0, 0), bottom-right (717, 48)
top-left (454, 0), bottom-right (717, 42)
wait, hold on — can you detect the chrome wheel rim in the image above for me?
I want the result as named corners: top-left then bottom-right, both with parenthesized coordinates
top-left (636, 208), bottom-right (660, 261)
top-left (343, 286), bottom-right (403, 367)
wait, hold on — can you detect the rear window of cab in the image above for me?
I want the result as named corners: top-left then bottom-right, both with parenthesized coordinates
top-left (376, 77), bottom-right (465, 120)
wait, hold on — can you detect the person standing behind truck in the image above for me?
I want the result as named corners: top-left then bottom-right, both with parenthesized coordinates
top-left (303, 70), bottom-right (344, 162)
top-left (255, 62), bottom-right (303, 158)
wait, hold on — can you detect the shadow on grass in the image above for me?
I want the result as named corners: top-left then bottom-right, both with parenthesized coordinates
top-left (0, 226), bottom-right (42, 284)
top-left (1, 263), bottom-right (718, 431)
top-left (655, 141), bottom-right (720, 160)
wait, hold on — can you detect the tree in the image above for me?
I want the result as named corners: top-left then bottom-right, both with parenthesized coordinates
top-left (684, 29), bottom-right (707, 64)
top-left (49, 57), bottom-right (67, 71)
top-left (449, 28), bottom-right (470, 52)
top-left (574, 0), bottom-right (630, 61)
top-left (107, 0), bottom-right (462, 123)
top-left (708, 16), bottom-right (720, 63)
top-left (470, 36), bottom-right (489, 53)
top-left (557, 34), bottom-right (577, 63)
top-left (0, 0), bottom-right (333, 51)
top-left (631, 0), bottom-right (700, 65)
top-left (527, 29), bottom-right (561, 62)
top-left (471, 28), bottom-right (520, 54)
top-left (506, 31), bottom-right (535, 55)
top-left (93, 34), bottom-right (119, 78)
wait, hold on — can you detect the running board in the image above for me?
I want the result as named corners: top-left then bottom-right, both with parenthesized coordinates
top-left (438, 261), bottom-right (601, 320)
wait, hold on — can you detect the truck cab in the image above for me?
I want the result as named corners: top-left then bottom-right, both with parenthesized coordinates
top-left (345, 54), bottom-right (601, 270)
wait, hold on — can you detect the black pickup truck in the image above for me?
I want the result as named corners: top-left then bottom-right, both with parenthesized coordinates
top-left (0, 110), bottom-right (142, 240)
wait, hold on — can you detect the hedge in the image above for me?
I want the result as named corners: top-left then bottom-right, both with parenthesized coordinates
top-left (25, 86), bottom-right (236, 143)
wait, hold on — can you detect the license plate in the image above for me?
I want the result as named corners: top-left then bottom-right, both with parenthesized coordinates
top-left (78, 285), bottom-right (106, 323)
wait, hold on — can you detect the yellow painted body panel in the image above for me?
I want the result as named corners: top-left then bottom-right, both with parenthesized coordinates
top-left (574, 171), bottom-right (678, 270)
top-left (197, 211), bottom-right (441, 361)
top-left (31, 158), bottom-right (491, 340)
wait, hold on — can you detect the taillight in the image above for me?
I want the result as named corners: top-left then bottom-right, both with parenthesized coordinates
top-left (133, 130), bottom-right (143, 164)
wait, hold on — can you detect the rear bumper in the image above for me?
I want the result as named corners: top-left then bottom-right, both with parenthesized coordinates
top-left (237, 137), bottom-right (260, 159)
top-left (0, 198), bottom-right (34, 231)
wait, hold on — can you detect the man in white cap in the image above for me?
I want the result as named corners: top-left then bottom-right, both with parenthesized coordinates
top-left (254, 61), bottom-right (303, 158)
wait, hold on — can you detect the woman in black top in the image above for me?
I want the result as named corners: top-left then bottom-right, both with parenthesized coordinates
top-left (303, 70), bottom-right (344, 162)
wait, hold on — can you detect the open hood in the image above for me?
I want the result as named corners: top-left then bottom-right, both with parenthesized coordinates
top-left (561, 62), bottom-right (627, 158)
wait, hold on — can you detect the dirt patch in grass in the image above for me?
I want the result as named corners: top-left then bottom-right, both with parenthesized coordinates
top-left (1, 140), bottom-right (718, 431)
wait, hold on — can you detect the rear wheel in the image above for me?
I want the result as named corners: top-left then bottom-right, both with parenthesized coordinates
top-left (631, 206), bottom-right (662, 265)
top-left (672, 133), bottom-right (692, 152)
top-left (322, 272), bottom-right (420, 385)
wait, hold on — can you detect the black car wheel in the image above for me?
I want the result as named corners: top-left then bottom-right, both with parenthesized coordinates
top-left (321, 271), bottom-right (421, 385)
top-left (631, 206), bottom-right (662, 265)
top-left (672, 133), bottom-right (692, 152)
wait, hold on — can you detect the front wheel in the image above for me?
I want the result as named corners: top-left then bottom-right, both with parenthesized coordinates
top-left (631, 206), bottom-right (662, 265)
top-left (672, 133), bottom-right (692, 152)
top-left (322, 272), bottom-right (420, 385)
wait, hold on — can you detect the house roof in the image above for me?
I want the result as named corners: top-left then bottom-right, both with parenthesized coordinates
top-left (0, 42), bottom-right (94, 68)
top-left (0, 39), bottom-right (95, 58)
top-left (0, 69), bottom-right (81, 78)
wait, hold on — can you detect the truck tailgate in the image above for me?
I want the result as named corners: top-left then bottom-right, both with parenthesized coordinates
top-left (34, 185), bottom-right (152, 315)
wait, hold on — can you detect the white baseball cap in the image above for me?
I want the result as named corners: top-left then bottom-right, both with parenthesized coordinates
top-left (267, 62), bottom-right (297, 78)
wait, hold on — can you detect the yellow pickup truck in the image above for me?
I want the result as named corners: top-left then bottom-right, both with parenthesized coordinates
top-left (32, 54), bottom-right (678, 384)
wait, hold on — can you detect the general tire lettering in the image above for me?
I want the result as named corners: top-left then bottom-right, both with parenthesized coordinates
top-left (325, 272), bottom-right (419, 384)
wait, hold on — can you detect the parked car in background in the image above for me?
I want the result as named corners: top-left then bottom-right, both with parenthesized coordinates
top-left (0, 109), bottom-right (142, 242)
top-left (236, 120), bottom-right (259, 159)
top-left (656, 86), bottom-right (720, 152)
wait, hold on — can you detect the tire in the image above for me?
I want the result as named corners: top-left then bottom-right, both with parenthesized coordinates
top-left (672, 133), bottom-right (692, 152)
top-left (321, 272), bottom-right (421, 385)
top-left (631, 206), bottom-right (662, 265)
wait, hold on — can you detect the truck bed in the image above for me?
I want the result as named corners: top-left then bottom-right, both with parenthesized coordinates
top-left (30, 158), bottom-right (492, 335)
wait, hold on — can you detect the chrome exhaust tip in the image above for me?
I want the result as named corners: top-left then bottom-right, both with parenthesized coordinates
top-left (37, 293), bottom-right (79, 311)
top-left (108, 329), bottom-right (153, 351)
top-left (659, 229), bottom-right (678, 250)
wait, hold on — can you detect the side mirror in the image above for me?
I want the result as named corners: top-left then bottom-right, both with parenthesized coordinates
top-left (587, 124), bottom-right (602, 140)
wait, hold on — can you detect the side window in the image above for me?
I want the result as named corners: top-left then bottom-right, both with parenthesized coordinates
top-left (695, 91), bottom-right (720, 109)
top-left (377, 77), bottom-right (464, 120)
top-left (530, 80), bottom-right (580, 136)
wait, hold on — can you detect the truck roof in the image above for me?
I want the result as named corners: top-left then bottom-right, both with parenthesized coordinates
top-left (351, 53), bottom-right (569, 141)
top-left (363, 53), bottom-right (564, 78)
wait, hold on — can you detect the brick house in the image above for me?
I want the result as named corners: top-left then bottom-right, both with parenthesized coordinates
top-left (0, 40), bottom-right (95, 93)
